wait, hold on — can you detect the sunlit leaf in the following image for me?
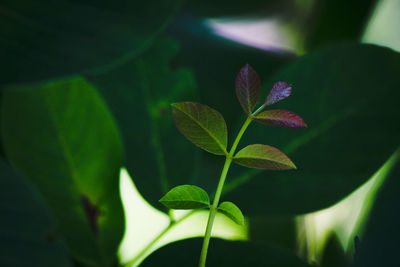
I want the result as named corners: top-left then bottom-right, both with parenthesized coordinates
top-left (218, 201), bottom-right (245, 225)
top-left (265, 82), bottom-right (292, 106)
top-left (172, 102), bottom-right (228, 155)
top-left (235, 64), bottom-right (261, 114)
top-left (234, 144), bottom-right (296, 170)
top-left (1, 77), bottom-right (124, 265)
top-left (159, 185), bottom-right (210, 209)
top-left (0, 160), bottom-right (72, 267)
top-left (255, 110), bottom-right (306, 128)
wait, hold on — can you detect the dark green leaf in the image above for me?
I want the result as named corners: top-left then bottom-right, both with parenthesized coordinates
top-left (159, 185), bottom-right (210, 209)
top-left (218, 201), bottom-right (244, 225)
top-left (142, 238), bottom-right (312, 267)
top-left (172, 102), bottom-right (228, 155)
top-left (224, 44), bottom-right (400, 216)
top-left (0, 0), bottom-right (181, 85)
top-left (234, 144), bottom-right (296, 170)
top-left (1, 77), bottom-right (124, 266)
top-left (0, 160), bottom-right (72, 267)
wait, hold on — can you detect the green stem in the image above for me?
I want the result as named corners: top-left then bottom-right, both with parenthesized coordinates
top-left (199, 116), bottom-right (253, 267)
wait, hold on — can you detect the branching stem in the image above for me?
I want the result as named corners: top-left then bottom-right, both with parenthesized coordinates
top-left (198, 116), bottom-right (253, 267)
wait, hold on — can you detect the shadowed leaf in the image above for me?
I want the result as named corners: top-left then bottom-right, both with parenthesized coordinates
top-left (172, 102), bottom-right (228, 155)
top-left (234, 144), bottom-right (296, 170)
top-left (218, 201), bottom-right (245, 225)
top-left (159, 185), bottom-right (210, 209)
top-left (1, 77), bottom-right (124, 265)
top-left (255, 110), bottom-right (307, 128)
top-left (235, 64), bottom-right (261, 114)
top-left (265, 82), bottom-right (292, 106)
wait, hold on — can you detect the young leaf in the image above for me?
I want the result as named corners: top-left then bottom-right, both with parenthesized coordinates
top-left (218, 201), bottom-right (245, 225)
top-left (235, 64), bottom-right (261, 114)
top-left (171, 102), bottom-right (228, 155)
top-left (233, 144), bottom-right (296, 170)
top-left (265, 81), bottom-right (292, 105)
top-left (254, 110), bottom-right (307, 128)
top-left (159, 185), bottom-right (210, 209)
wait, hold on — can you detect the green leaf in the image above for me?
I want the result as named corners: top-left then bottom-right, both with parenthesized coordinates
top-left (89, 38), bottom-right (198, 210)
top-left (1, 77), bottom-right (124, 266)
top-left (0, 160), bottom-right (72, 267)
top-left (223, 43), bottom-right (400, 216)
top-left (172, 102), bottom-right (228, 155)
top-left (159, 185), bottom-right (210, 209)
top-left (234, 144), bottom-right (296, 170)
top-left (218, 201), bottom-right (245, 225)
top-left (142, 238), bottom-right (312, 267)
top-left (0, 0), bottom-right (181, 85)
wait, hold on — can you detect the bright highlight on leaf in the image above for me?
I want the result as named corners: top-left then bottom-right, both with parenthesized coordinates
top-left (159, 185), bottom-right (210, 210)
top-left (265, 81), bottom-right (292, 106)
top-left (233, 144), bottom-right (296, 170)
top-left (218, 201), bottom-right (245, 226)
top-left (255, 109), bottom-right (307, 128)
top-left (235, 64), bottom-right (261, 114)
top-left (171, 102), bottom-right (228, 155)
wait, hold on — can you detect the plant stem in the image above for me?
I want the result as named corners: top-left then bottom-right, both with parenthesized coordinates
top-left (199, 116), bottom-right (253, 267)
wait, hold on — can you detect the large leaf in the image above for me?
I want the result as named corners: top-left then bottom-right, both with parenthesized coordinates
top-left (0, 0), bottom-right (180, 85)
top-left (142, 238), bottom-right (312, 267)
top-left (0, 160), bottom-right (72, 267)
top-left (234, 144), bottom-right (296, 170)
top-left (88, 39), bottom-right (198, 210)
top-left (159, 185), bottom-right (210, 209)
top-left (172, 102), bottom-right (228, 155)
top-left (223, 43), bottom-right (400, 216)
top-left (1, 77), bottom-right (124, 266)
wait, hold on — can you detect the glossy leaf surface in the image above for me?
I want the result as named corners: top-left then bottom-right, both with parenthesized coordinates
top-left (255, 110), bottom-right (306, 128)
top-left (172, 102), bottom-right (228, 155)
top-left (265, 82), bottom-right (292, 106)
top-left (218, 201), bottom-right (245, 225)
top-left (159, 185), bottom-right (210, 209)
top-left (234, 144), bottom-right (296, 170)
top-left (235, 64), bottom-right (261, 114)
top-left (1, 77), bottom-right (124, 265)
top-left (0, 160), bottom-right (72, 267)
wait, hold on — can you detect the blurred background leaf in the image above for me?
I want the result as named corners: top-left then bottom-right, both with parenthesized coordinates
top-left (142, 238), bottom-right (312, 267)
top-left (0, 159), bottom-right (72, 267)
top-left (0, 0), bottom-right (181, 85)
top-left (1, 78), bottom-right (124, 266)
top-left (88, 39), bottom-right (198, 210)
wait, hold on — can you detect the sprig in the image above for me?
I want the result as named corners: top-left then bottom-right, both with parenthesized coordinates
top-left (159, 64), bottom-right (307, 267)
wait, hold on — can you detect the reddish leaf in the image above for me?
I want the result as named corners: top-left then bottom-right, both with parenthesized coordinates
top-left (233, 144), bottom-right (296, 170)
top-left (265, 82), bottom-right (292, 105)
top-left (254, 110), bottom-right (307, 128)
top-left (235, 64), bottom-right (261, 114)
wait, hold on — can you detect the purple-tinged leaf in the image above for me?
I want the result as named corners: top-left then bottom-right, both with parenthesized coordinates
top-left (254, 110), bottom-right (307, 128)
top-left (235, 64), bottom-right (261, 114)
top-left (265, 82), bottom-right (292, 105)
top-left (171, 102), bottom-right (228, 155)
top-left (233, 144), bottom-right (296, 170)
